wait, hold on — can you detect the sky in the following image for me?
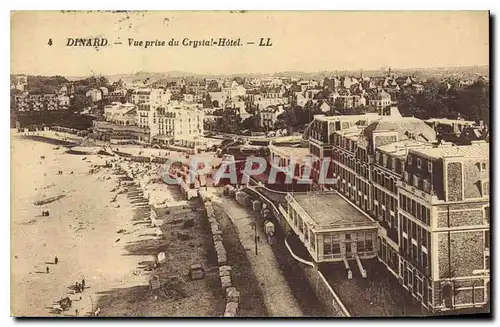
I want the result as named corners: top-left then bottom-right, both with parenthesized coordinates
top-left (11, 11), bottom-right (489, 76)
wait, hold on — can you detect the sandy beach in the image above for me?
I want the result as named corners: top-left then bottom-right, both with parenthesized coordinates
top-left (11, 131), bottom-right (220, 317)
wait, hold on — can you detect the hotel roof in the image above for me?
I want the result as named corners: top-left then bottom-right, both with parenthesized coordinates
top-left (409, 142), bottom-right (489, 160)
top-left (363, 116), bottom-right (437, 143)
top-left (291, 192), bottom-right (376, 231)
top-left (377, 140), bottom-right (432, 158)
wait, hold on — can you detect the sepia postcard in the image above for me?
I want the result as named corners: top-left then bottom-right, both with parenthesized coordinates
top-left (10, 11), bottom-right (490, 317)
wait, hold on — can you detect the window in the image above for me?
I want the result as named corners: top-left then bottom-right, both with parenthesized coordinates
top-left (412, 222), bottom-right (417, 240)
top-left (357, 241), bottom-right (365, 253)
top-left (345, 233), bottom-right (351, 240)
top-left (408, 155), bottom-right (412, 164)
top-left (422, 252), bottom-right (429, 274)
top-left (417, 158), bottom-right (422, 169)
top-left (428, 162), bottom-right (432, 172)
top-left (332, 242), bottom-right (340, 255)
top-left (366, 238), bottom-right (374, 252)
top-left (422, 230), bottom-right (428, 247)
top-left (482, 162), bottom-right (487, 171)
top-left (324, 235), bottom-right (332, 256)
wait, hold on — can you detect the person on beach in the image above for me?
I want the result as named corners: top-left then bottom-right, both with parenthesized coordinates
top-left (75, 282), bottom-right (80, 293)
top-left (54, 256), bottom-right (58, 264)
top-left (75, 309), bottom-right (79, 316)
top-left (81, 279), bottom-right (85, 290)
top-left (46, 266), bottom-right (49, 274)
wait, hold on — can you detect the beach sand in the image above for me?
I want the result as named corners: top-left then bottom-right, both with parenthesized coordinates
top-left (11, 132), bottom-right (219, 317)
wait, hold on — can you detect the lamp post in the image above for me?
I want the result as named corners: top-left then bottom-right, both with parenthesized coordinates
top-left (250, 221), bottom-right (258, 255)
top-left (88, 294), bottom-right (94, 314)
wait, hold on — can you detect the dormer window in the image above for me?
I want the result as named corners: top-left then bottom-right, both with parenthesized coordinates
top-left (408, 155), bottom-right (412, 164)
top-left (417, 158), bottom-right (422, 169)
top-left (428, 162), bottom-right (432, 172)
top-left (482, 162), bottom-right (487, 171)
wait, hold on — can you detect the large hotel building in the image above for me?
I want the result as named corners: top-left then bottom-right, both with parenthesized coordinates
top-left (292, 110), bottom-right (490, 313)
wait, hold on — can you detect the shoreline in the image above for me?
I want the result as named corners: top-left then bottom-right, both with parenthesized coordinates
top-left (11, 133), bottom-right (220, 317)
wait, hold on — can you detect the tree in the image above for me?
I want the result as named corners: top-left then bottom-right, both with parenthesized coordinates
top-left (398, 78), bottom-right (489, 124)
top-left (203, 93), bottom-right (212, 108)
top-left (70, 94), bottom-right (90, 112)
top-left (242, 115), bottom-right (260, 131)
top-left (233, 76), bottom-right (245, 85)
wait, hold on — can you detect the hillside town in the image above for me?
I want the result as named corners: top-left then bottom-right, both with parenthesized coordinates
top-left (11, 67), bottom-right (489, 147)
top-left (10, 65), bottom-right (490, 318)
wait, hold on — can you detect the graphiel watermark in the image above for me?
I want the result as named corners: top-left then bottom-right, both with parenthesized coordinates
top-left (161, 156), bottom-right (339, 185)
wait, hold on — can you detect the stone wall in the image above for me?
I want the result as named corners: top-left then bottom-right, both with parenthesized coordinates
top-left (198, 189), bottom-right (240, 317)
top-left (463, 162), bottom-right (483, 199)
top-left (437, 231), bottom-right (484, 279)
top-left (297, 262), bottom-right (350, 317)
top-left (436, 208), bottom-right (485, 228)
top-left (446, 162), bottom-right (463, 201)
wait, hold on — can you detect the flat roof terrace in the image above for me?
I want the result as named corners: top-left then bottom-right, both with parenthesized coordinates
top-left (291, 192), bottom-right (376, 231)
top-left (320, 259), bottom-right (427, 317)
top-left (269, 145), bottom-right (311, 159)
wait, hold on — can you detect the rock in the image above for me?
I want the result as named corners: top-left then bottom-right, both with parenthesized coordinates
top-left (214, 240), bottom-right (224, 249)
top-left (219, 270), bottom-right (230, 278)
top-left (224, 301), bottom-right (238, 317)
top-left (213, 234), bottom-right (223, 242)
top-left (218, 254), bottom-right (227, 265)
top-left (219, 265), bottom-right (232, 273)
top-left (225, 286), bottom-right (236, 298)
top-left (220, 275), bottom-right (232, 290)
top-left (189, 264), bottom-right (205, 280)
top-left (227, 289), bottom-right (240, 303)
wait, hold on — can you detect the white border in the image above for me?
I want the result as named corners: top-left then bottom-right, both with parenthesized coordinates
top-left (3, 2), bottom-right (497, 327)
